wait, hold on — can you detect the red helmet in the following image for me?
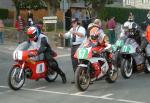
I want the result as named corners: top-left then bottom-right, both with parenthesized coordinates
top-left (26, 26), bottom-right (39, 41)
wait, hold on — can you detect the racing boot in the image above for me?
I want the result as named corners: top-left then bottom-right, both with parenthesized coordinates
top-left (59, 71), bottom-right (67, 84)
top-left (136, 64), bottom-right (144, 73)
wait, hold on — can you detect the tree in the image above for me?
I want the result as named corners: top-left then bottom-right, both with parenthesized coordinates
top-left (83, 0), bottom-right (113, 18)
top-left (12, 0), bottom-right (47, 17)
top-left (44, 0), bottom-right (61, 16)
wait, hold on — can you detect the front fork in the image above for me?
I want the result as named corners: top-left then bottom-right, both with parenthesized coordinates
top-left (18, 62), bottom-right (25, 79)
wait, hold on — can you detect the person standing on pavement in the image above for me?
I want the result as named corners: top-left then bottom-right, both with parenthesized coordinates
top-left (15, 15), bottom-right (26, 44)
top-left (27, 10), bottom-right (34, 26)
top-left (60, 18), bottom-right (86, 83)
top-left (106, 17), bottom-right (116, 44)
top-left (0, 19), bottom-right (4, 44)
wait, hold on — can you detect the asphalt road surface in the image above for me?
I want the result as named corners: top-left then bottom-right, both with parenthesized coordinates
top-left (0, 50), bottom-right (150, 103)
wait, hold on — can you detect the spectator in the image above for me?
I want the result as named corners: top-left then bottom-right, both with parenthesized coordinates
top-left (106, 17), bottom-right (116, 44)
top-left (82, 11), bottom-right (90, 30)
top-left (27, 10), bottom-right (34, 26)
top-left (73, 9), bottom-right (81, 20)
top-left (65, 8), bottom-right (72, 31)
top-left (0, 19), bottom-right (4, 44)
top-left (141, 10), bottom-right (150, 31)
top-left (15, 15), bottom-right (26, 44)
top-left (60, 18), bottom-right (86, 83)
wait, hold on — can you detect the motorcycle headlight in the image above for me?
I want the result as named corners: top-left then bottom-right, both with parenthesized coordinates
top-left (13, 51), bottom-right (23, 60)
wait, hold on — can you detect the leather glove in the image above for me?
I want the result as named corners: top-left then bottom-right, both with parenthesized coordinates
top-left (136, 47), bottom-right (143, 53)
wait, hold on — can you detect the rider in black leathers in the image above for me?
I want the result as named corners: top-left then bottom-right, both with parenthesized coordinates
top-left (26, 26), bottom-right (67, 83)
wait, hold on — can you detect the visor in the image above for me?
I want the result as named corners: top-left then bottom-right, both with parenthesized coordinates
top-left (28, 34), bottom-right (35, 38)
top-left (90, 35), bottom-right (98, 40)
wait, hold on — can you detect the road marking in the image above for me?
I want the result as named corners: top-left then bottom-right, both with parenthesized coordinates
top-left (0, 85), bottom-right (145, 103)
top-left (56, 54), bottom-right (70, 58)
top-left (117, 99), bottom-right (145, 103)
top-left (34, 86), bottom-right (46, 90)
top-left (71, 92), bottom-right (86, 95)
top-left (0, 86), bottom-right (8, 88)
top-left (0, 90), bottom-right (12, 94)
top-left (99, 93), bottom-right (114, 100)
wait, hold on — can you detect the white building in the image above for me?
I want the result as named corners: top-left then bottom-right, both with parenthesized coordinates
top-left (123, 0), bottom-right (150, 9)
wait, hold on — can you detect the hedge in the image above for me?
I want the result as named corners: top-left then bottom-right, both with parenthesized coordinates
top-left (98, 7), bottom-right (149, 24)
top-left (0, 8), bottom-right (9, 19)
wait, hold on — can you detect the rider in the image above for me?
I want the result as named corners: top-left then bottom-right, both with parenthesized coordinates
top-left (26, 26), bottom-right (67, 83)
top-left (85, 19), bottom-right (110, 54)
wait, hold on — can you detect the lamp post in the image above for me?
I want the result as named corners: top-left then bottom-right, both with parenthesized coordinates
top-left (60, 0), bottom-right (69, 47)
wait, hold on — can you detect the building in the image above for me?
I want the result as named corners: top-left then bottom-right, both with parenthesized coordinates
top-left (114, 0), bottom-right (150, 9)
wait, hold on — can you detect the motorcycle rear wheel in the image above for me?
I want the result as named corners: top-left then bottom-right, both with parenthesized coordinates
top-left (75, 67), bottom-right (90, 91)
top-left (121, 58), bottom-right (133, 79)
top-left (8, 66), bottom-right (25, 90)
top-left (45, 69), bottom-right (58, 82)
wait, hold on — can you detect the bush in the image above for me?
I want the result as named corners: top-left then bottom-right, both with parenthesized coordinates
top-left (99, 7), bottom-right (149, 24)
top-left (0, 8), bottom-right (9, 19)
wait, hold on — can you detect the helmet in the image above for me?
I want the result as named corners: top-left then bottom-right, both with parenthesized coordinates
top-left (26, 26), bottom-right (40, 41)
top-left (123, 21), bottom-right (130, 32)
top-left (128, 22), bottom-right (138, 35)
top-left (89, 27), bottom-right (99, 42)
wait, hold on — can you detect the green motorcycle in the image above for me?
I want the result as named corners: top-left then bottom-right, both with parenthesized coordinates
top-left (111, 39), bottom-right (125, 68)
top-left (120, 38), bottom-right (150, 79)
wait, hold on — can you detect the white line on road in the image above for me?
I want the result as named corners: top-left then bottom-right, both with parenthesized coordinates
top-left (117, 99), bottom-right (145, 103)
top-left (99, 93), bottom-right (113, 98)
top-left (0, 90), bottom-right (12, 94)
top-left (99, 93), bottom-right (114, 100)
top-left (0, 85), bottom-right (145, 103)
top-left (34, 86), bottom-right (46, 90)
top-left (71, 92), bottom-right (86, 95)
top-left (56, 54), bottom-right (70, 58)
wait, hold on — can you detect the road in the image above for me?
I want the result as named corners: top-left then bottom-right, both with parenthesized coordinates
top-left (0, 49), bottom-right (150, 103)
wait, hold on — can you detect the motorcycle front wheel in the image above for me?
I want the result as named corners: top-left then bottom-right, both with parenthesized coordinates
top-left (144, 59), bottom-right (150, 73)
top-left (105, 63), bottom-right (118, 83)
top-left (121, 58), bottom-right (133, 79)
top-left (8, 66), bottom-right (25, 90)
top-left (75, 66), bottom-right (90, 91)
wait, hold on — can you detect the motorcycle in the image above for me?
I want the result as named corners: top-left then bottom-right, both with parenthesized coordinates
top-left (8, 42), bottom-right (58, 90)
top-left (74, 42), bottom-right (118, 91)
top-left (111, 38), bottom-right (125, 68)
top-left (120, 38), bottom-right (150, 79)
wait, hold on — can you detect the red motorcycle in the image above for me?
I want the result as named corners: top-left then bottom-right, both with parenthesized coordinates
top-left (8, 42), bottom-right (58, 90)
top-left (74, 42), bottom-right (118, 91)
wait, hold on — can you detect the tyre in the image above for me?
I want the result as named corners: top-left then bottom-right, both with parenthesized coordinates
top-left (8, 66), bottom-right (25, 90)
top-left (75, 66), bottom-right (90, 91)
top-left (45, 69), bottom-right (58, 82)
top-left (144, 59), bottom-right (150, 74)
top-left (112, 51), bottom-right (120, 68)
top-left (120, 58), bottom-right (133, 79)
top-left (105, 63), bottom-right (118, 83)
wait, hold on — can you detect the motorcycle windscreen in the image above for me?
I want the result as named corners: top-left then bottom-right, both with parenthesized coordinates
top-left (15, 41), bottom-right (30, 51)
top-left (121, 38), bottom-right (139, 54)
top-left (75, 47), bottom-right (92, 59)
